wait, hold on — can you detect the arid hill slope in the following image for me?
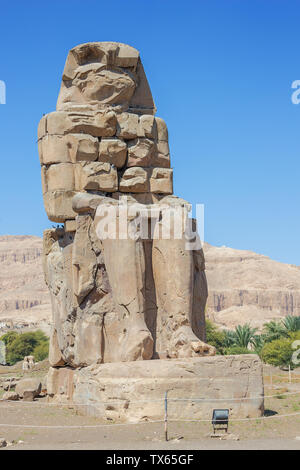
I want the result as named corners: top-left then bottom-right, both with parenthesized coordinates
top-left (0, 235), bottom-right (51, 334)
top-left (204, 243), bottom-right (300, 330)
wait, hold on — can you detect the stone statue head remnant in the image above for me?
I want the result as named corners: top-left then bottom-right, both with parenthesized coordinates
top-left (57, 42), bottom-right (155, 113)
top-left (38, 42), bottom-right (215, 371)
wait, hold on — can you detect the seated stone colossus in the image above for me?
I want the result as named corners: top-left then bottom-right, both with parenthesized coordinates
top-left (38, 42), bottom-right (215, 368)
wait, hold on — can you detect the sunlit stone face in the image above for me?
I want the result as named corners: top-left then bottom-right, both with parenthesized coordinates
top-left (61, 65), bottom-right (136, 107)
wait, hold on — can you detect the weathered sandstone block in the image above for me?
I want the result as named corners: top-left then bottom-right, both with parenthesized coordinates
top-left (47, 367), bottom-right (74, 399)
top-left (44, 163), bottom-right (75, 192)
top-left (2, 391), bottom-right (19, 401)
top-left (153, 140), bottom-right (171, 168)
top-left (46, 110), bottom-right (117, 138)
top-left (119, 167), bottom-right (149, 192)
top-left (71, 192), bottom-right (108, 214)
top-left (99, 137), bottom-right (127, 168)
top-left (127, 138), bottom-right (156, 167)
top-left (111, 192), bottom-right (163, 205)
top-left (47, 355), bottom-right (264, 422)
top-left (138, 115), bottom-right (157, 139)
top-left (39, 134), bottom-right (99, 165)
top-left (15, 378), bottom-right (42, 399)
top-left (75, 162), bottom-right (118, 192)
top-left (68, 134), bottom-right (99, 162)
top-left (38, 114), bottom-right (47, 140)
top-left (39, 135), bottom-right (69, 165)
top-left (43, 190), bottom-right (78, 223)
top-left (64, 219), bottom-right (76, 232)
top-left (150, 168), bottom-right (173, 194)
top-left (155, 117), bottom-right (168, 141)
top-left (116, 112), bottom-right (139, 139)
top-left (49, 327), bottom-right (66, 367)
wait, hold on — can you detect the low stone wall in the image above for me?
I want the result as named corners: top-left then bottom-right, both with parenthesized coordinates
top-left (47, 354), bottom-right (264, 422)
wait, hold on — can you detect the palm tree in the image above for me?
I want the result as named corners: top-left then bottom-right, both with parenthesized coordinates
top-left (282, 315), bottom-right (300, 333)
top-left (233, 324), bottom-right (258, 349)
top-left (223, 329), bottom-right (236, 348)
top-left (263, 320), bottom-right (286, 342)
top-left (252, 334), bottom-right (265, 355)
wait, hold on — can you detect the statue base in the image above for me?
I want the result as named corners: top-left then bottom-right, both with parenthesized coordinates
top-left (47, 355), bottom-right (264, 422)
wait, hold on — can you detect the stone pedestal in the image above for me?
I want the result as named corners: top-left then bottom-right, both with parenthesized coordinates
top-left (47, 354), bottom-right (264, 422)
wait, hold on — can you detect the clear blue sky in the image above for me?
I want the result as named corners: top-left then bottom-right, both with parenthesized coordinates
top-left (0, 0), bottom-right (299, 265)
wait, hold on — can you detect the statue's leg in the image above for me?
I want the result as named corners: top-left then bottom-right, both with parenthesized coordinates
top-left (152, 213), bottom-right (215, 358)
top-left (191, 249), bottom-right (208, 342)
top-left (99, 229), bottom-right (154, 362)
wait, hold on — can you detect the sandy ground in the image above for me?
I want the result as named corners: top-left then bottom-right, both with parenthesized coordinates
top-left (1, 364), bottom-right (300, 450)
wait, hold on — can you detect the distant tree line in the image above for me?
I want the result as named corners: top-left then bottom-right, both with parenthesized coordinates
top-left (1, 317), bottom-right (300, 369)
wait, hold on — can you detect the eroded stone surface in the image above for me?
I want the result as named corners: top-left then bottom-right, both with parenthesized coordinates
top-left (43, 190), bottom-right (78, 223)
top-left (127, 138), bottom-right (156, 167)
top-left (39, 134), bottom-right (99, 165)
top-left (119, 167), bottom-right (149, 192)
top-left (15, 378), bottom-right (41, 398)
top-left (99, 138), bottom-right (127, 168)
top-left (75, 162), bottom-right (118, 192)
top-left (43, 198), bottom-right (213, 367)
top-left (116, 113), bottom-right (139, 139)
top-left (150, 168), bottom-right (173, 194)
top-left (46, 110), bottom-right (117, 137)
top-left (47, 355), bottom-right (264, 422)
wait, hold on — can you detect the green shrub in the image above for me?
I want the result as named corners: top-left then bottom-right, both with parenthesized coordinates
top-left (205, 320), bottom-right (226, 354)
top-left (224, 345), bottom-right (255, 355)
top-left (0, 331), bottom-right (18, 347)
top-left (33, 342), bottom-right (49, 362)
top-left (260, 332), bottom-right (300, 369)
top-left (3, 330), bottom-right (49, 365)
top-left (6, 334), bottom-right (38, 365)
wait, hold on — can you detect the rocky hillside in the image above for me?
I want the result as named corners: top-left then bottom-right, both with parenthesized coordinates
top-left (204, 243), bottom-right (300, 330)
top-left (0, 235), bottom-right (299, 333)
top-left (0, 236), bottom-right (51, 334)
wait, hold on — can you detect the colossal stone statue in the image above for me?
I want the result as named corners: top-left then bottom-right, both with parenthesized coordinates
top-left (38, 43), bottom-right (264, 420)
top-left (39, 42), bottom-right (215, 366)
